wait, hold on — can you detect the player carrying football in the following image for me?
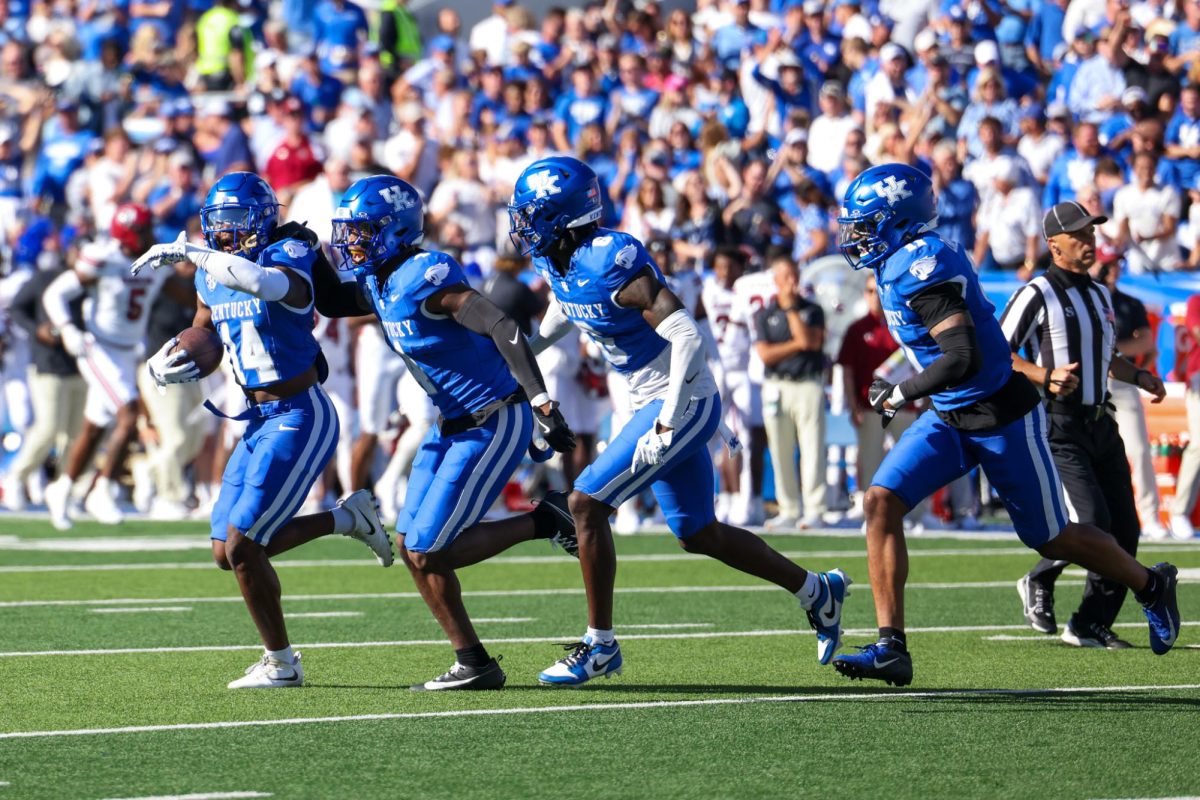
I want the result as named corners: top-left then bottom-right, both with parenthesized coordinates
top-left (832, 163), bottom-right (1181, 686)
top-left (315, 174), bottom-right (579, 691)
top-left (509, 156), bottom-right (851, 687)
top-left (132, 172), bottom-right (392, 689)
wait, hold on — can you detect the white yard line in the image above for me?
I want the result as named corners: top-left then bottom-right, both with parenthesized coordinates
top-left (286, 612), bottom-right (362, 619)
top-left (2, 683), bottom-right (1196, 741)
top-left (89, 607), bottom-right (193, 615)
top-left (0, 621), bottom-right (1187, 658)
top-left (3, 542), bottom-right (1198, 574)
top-left (0, 579), bottom-right (1096, 610)
top-left (100, 793), bottom-right (272, 800)
top-left (623, 623), bottom-right (713, 629)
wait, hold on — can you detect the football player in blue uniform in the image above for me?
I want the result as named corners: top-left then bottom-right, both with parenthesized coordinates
top-left (133, 172), bottom-right (393, 690)
top-left (315, 174), bottom-right (580, 691)
top-left (509, 156), bottom-right (852, 687)
top-left (832, 163), bottom-right (1181, 686)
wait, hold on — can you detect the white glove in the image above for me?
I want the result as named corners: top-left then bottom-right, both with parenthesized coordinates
top-left (632, 425), bottom-right (674, 472)
top-left (147, 337), bottom-right (200, 387)
top-left (59, 324), bottom-right (89, 357)
top-left (717, 420), bottom-right (743, 458)
top-left (131, 232), bottom-right (188, 276)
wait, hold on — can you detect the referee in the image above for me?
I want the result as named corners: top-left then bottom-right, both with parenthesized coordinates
top-left (999, 201), bottom-right (1167, 649)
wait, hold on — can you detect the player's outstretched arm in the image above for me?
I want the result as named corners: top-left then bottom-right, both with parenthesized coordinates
top-left (134, 233), bottom-right (310, 308)
top-left (310, 246), bottom-right (372, 318)
top-left (615, 268), bottom-right (704, 431)
top-left (432, 285), bottom-right (576, 452)
top-left (527, 296), bottom-right (574, 356)
top-left (871, 283), bottom-right (982, 413)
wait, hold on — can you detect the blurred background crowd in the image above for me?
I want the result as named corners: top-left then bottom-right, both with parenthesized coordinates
top-left (2, 0), bottom-right (1200, 538)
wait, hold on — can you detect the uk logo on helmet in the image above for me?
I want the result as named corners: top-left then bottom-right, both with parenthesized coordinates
top-left (872, 175), bottom-right (913, 206)
top-left (526, 170), bottom-right (562, 198)
top-left (378, 185), bottom-right (416, 212)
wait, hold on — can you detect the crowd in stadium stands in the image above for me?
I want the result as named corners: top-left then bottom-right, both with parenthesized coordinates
top-left (1, 0), bottom-right (1200, 537)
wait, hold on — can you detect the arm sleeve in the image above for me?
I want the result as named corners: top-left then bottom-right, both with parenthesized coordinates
top-left (455, 291), bottom-right (550, 406)
top-left (41, 269), bottom-right (86, 331)
top-left (311, 245), bottom-right (372, 317)
top-left (655, 308), bottom-right (707, 429)
top-left (184, 244), bottom-right (291, 302)
top-left (892, 283), bottom-right (982, 403)
top-left (528, 296), bottom-right (573, 355)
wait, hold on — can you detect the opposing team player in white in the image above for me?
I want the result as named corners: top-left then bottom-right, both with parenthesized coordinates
top-left (42, 204), bottom-right (192, 529)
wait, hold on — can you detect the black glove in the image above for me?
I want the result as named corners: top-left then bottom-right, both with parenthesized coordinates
top-left (867, 378), bottom-right (901, 429)
top-left (273, 220), bottom-right (320, 248)
top-left (534, 401), bottom-right (577, 453)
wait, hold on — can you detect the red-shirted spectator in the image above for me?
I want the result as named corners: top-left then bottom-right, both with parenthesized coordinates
top-left (1169, 294), bottom-right (1200, 539)
top-left (836, 274), bottom-right (920, 499)
top-left (264, 97), bottom-right (323, 202)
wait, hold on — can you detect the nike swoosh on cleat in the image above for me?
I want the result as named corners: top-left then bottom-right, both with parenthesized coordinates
top-left (590, 652), bottom-right (618, 673)
top-left (821, 606), bottom-right (839, 624)
top-left (872, 657), bottom-right (899, 669)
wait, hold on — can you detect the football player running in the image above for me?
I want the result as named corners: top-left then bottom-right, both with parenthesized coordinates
top-left (42, 204), bottom-right (191, 529)
top-left (509, 156), bottom-right (852, 687)
top-left (317, 175), bottom-right (579, 691)
top-left (832, 163), bottom-right (1180, 687)
top-left (133, 172), bottom-right (392, 689)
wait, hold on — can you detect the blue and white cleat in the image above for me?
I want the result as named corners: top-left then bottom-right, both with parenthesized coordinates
top-left (537, 637), bottom-right (623, 686)
top-left (807, 568), bottom-right (852, 665)
top-left (832, 640), bottom-right (913, 687)
top-left (1142, 562), bottom-right (1180, 655)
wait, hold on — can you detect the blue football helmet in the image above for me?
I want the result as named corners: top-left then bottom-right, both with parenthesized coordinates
top-left (836, 163), bottom-right (938, 271)
top-left (200, 171), bottom-right (280, 259)
top-left (508, 156), bottom-right (603, 257)
top-left (331, 175), bottom-right (424, 276)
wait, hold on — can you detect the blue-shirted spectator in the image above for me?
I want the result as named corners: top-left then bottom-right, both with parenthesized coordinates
top-left (78, 2), bottom-right (131, 62)
top-left (1043, 121), bottom-right (1107, 207)
top-left (1168, 0), bottom-right (1200, 73)
top-left (799, 0), bottom-right (839, 79)
top-left (958, 67), bottom-right (1021, 159)
top-left (31, 101), bottom-right (96, 209)
top-left (552, 67), bottom-right (609, 151)
top-left (781, 178), bottom-right (832, 264)
top-left (931, 142), bottom-right (978, 250)
top-left (469, 66), bottom-right (504, 131)
top-left (711, 0), bottom-right (765, 70)
top-left (1100, 86), bottom-right (1151, 159)
top-left (771, 128), bottom-right (832, 201)
top-left (127, 0), bottom-right (183, 45)
top-left (201, 99), bottom-right (254, 174)
top-left (607, 53), bottom-right (659, 136)
top-left (145, 151), bottom-right (202, 242)
top-left (1166, 84), bottom-right (1200, 188)
top-left (1046, 31), bottom-right (1097, 106)
top-left (966, 40), bottom-right (1038, 100)
top-left (312, 0), bottom-right (368, 75)
top-left (1068, 26), bottom-right (1128, 124)
top-left (1025, 0), bottom-right (1068, 75)
top-left (289, 48), bottom-right (344, 130)
top-left (751, 48), bottom-right (813, 130)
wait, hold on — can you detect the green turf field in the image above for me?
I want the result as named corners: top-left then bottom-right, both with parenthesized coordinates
top-left (0, 517), bottom-right (1197, 800)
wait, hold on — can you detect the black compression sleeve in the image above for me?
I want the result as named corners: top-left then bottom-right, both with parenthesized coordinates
top-left (896, 325), bottom-right (982, 401)
top-left (310, 247), bottom-right (372, 318)
top-left (456, 292), bottom-right (549, 402)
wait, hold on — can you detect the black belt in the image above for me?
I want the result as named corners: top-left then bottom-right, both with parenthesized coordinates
top-left (438, 390), bottom-right (525, 436)
top-left (1045, 399), bottom-right (1110, 422)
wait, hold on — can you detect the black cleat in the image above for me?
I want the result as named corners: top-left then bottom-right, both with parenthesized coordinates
top-left (534, 490), bottom-right (579, 558)
top-left (1017, 575), bottom-right (1057, 634)
top-left (411, 658), bottom-right (506, 691)
top-left (1061, 619), bottom-right (1132, 650)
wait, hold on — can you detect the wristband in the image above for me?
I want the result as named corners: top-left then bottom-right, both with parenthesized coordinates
top-left (1043, 369), bottom-right (1053, 391)
top-left (1134, 369), bottom-right (1151, 387)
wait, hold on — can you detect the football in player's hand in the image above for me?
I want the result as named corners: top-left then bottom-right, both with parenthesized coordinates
top-left (171, 326), bottom-right (224, 378)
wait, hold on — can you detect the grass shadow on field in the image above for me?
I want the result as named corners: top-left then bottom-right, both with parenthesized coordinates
top-left (894, 690), bottom-right (1200, 713)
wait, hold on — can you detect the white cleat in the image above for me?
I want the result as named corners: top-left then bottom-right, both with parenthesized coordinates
top-left (44, 476), bottom-right (74, 531)
top-left (1141, 520), bottom-right (1170, 541)
top-left (148, 498), bottom-right (193, 521)
top-left (2, 473), bottom-right (26, 512)
top-left (84, 479), bottom-right (125, 525)
top-left (764, 515), bottom-right (798, 532)
top-left (1169, 515), bottom-right (1195, 541)
top-left (338, 489), bottom-right (393, 566)
top-left (228, 652), bottom-right (304, 689)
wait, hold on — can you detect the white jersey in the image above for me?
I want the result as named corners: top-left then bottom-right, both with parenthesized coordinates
top-left (76, 238), bottom-right (169, 348)
top-left (666, 269), bottom-right (704, 319)
top-left (313, 314), bottom-right (353, 381)
top-left (702, 276), bottom-right (751, 372)
top-left (730, 271), bottom-right (778, 383)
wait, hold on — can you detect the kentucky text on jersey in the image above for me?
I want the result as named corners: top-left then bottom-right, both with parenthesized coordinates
top-left (208, 298), bottom-right (264, 324)
top-left (559, 300), bottom-right (607, 320)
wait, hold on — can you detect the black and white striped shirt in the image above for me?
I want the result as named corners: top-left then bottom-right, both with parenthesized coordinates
top-left (999, 265), bottom-right (1117, 408)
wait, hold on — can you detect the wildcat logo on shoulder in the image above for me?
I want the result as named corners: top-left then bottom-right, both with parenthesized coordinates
top-left (282, 241), bottom-right (308, 259)
top-left (424, 262), bottom-right (451, 286)
top-left (206, 272), bottom-right (217, 291)
top-left (909, 256), bottom-right (936, 281)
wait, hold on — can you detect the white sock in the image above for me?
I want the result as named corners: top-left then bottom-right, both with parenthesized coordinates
top-left (330, 505), bottom-right (355, 534)
top-left (586, 626), bottom-right (615, 645)
top-left (267, 646), bottom-right (294, 665)
top-left (795, 571), bottom-right (822, 610)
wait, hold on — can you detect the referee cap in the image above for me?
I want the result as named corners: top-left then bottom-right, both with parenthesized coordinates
top-left (1043, 201), bottom-right (1107, 239)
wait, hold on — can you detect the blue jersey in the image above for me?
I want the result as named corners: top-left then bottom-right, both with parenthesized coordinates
top-left (532, 229), bottom-right (668, 377)
top-left (197, 238), bottom-right (321, 390)
top-left (360, 250), bottom-right (517, 419)
top-left (876, 235), bottom-right (1012, 412)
